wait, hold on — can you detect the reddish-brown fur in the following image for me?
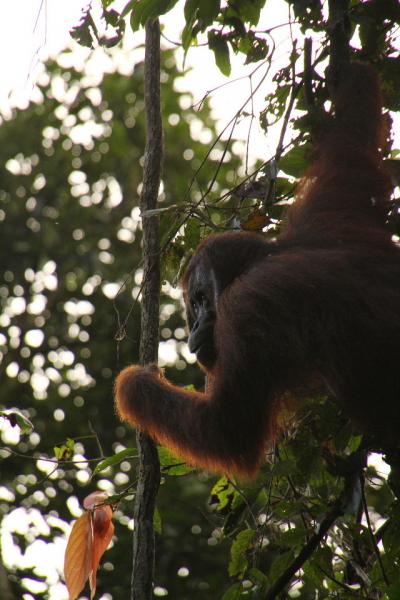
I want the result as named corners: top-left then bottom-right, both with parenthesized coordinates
top-left (115, 64), bottom-right (399, 477)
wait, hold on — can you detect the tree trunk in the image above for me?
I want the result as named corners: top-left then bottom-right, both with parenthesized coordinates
top-left (131, 18), bottom-right (162, 600)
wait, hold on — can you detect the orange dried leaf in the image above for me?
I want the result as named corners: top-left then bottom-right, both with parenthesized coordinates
top-left (64, 512), bottom-right (93, 600)
top-left (241, 209), bottom-right (269, 231)
top-left (64, 494), bottom-right (114, 600)
top-left (89, 506), bottom-right (114, 599)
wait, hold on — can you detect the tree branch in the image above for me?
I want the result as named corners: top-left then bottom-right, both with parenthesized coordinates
top-left (132, 18), bottom-right (163, 600)
top-left (263, 503), bottom-right (343, 600)
top-left (327, 0), bottom-right (351, 83)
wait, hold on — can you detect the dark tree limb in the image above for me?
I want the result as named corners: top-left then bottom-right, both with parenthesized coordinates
top-left (263, 504), bottom-right (343, 600)
top-left (327, 0), bottom-right (351, 83)
top-left (303, 37), bottom-right (314, 109)
top-left (132, 18), bottom-right (163, 600)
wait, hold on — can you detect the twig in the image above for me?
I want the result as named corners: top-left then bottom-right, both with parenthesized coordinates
top-left (316, 565), bottom-right (358, 594)
top-left (274, 57), bottom-right (300, 164)
top-left (263, 44), bottom-right (300, 210)
top-left (1, 446), bottom-right (109, 464)
top-left (88, 420), bottom-right (105, 458)
top-left (360, 474), bottom-right (390, 586)
top-left (159, 60), bottom-right (272, 250)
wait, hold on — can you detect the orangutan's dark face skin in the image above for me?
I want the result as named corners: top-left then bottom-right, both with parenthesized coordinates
top-left (186, 264), bottom-right (218, 370)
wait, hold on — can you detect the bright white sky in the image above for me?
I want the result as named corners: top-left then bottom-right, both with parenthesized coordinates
top-left (0, 1), bottom-right (86, 102)
top-left (0, 0), bottom-right (293, 162)
top-left (0, 1), bottom-right (398, 155)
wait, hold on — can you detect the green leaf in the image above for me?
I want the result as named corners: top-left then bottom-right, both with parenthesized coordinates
top-left (198, 0), bottom-right (220, 24)
top-left (244, 37), bottom-right (269, 64)
top-left (184, 218), bottom-right (202, 250)
top-left (54, 438), bottom-right (75, 461)
top-left (93, 448), bottom-right (137, 475)
top-left (312, 546), bottom-right (334, 574)
top-left (182, 0), bottom-right (199, 49)
top-left (248, 567), bottom-right (268, 589)
top-left (208, 32), bottom-right (231, 76)
top-left (70, 7), bottom-right (97, 48)
top-left (279, 144), bottom-right (309, 178)
top-left (184, 0), bottom-right (198, 21)
top-left (388, 584), bottom-right (400, 600)
top-left (233, 0), bottom-right (264, 25)
top-left (221, 583), bottom-right (242, 600)
top-left (347, 434), bottom-right (362, 454)
top-left (15, 414), bottom-right (33, 434)
top-left (269, 458), bottom-right (296, 477)
top-left (104, 9), bottom-right (121, 26)
top-left (210, 476), bottom-right (236, 512)
top-left (0, 410), bottom-right (34, 434)
top-left (158, 447), bottom-right (194, 475)
top-left (182, 0), bottom-right (220, 49)
top-left (280, 527), bottom-right (306, 546)
top-left (269, 550), bottom-right (294, 581)
top-left (130, 0), bottom-right (179, 31)
top-left (229, 528), bottom-right (255, 577)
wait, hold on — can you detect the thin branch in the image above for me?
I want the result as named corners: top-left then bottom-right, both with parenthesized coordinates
top-left (160, 60), bottom-right (272, 249)
top-left (316, 565), bottom-right (359, 594)
top-left (263, 43), bottom-right (300, 210)
top-left (275, 56), bottom-right (300, 163)
top-left (193, 61), bottom-right (268, 110)
top-left (244, 70), bottom-right (258, 176)
top-left (360, 475), bottom-right (390, 586)
top-left (88, 420), bottom-right (105, 458)
top-left (1, 446), bottom-right (109, 464)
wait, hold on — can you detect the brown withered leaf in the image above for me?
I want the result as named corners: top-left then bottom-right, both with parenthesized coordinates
top-left (64, 492), bottom-right (114, 600)
top-left (64, 512), bottom-right (92, 600)
top-left (241, 208), bottom-right (269, 231)
top-left (89, 506), bottom-right (114, 598)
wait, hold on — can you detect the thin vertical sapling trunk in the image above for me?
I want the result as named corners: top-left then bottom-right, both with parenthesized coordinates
top-left (131, 18), bottom-right (162, 600)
